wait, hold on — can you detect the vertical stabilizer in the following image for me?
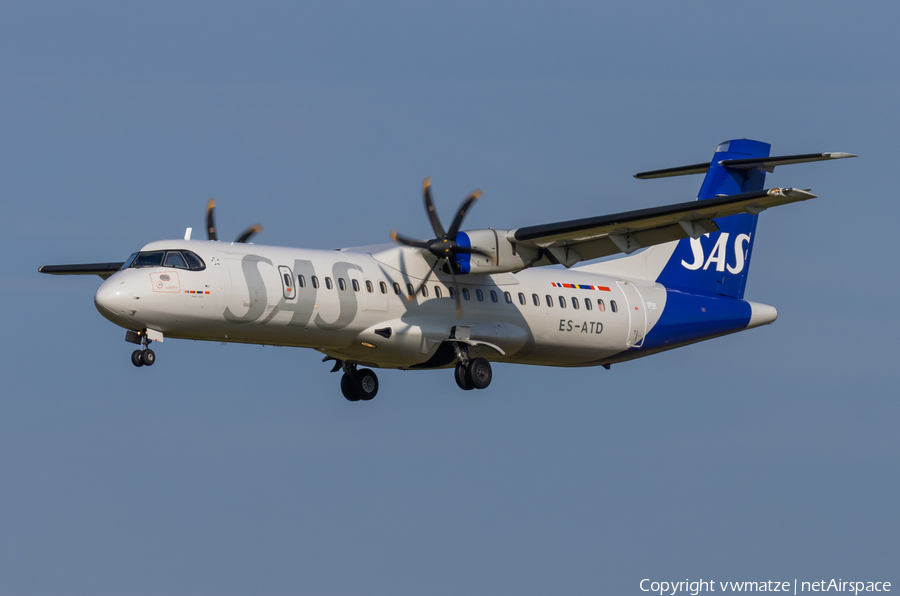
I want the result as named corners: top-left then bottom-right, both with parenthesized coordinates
top-left (653, 139), bottom-right (770, 299)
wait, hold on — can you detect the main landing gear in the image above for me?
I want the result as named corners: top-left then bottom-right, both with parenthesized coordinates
top-left (452, 342), bottom-right (492, 391)
top-left (339, 363), bottom-right (379, 402)
top-left (454, 357), bottom-right (492, 391)
top-left (127, 330), bottom-right (156, 367)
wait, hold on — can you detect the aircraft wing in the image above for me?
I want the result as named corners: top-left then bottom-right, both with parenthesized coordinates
top-left (38, 262), bottom-right (125, 280)
top-left (508, 187), bottom-right (815, 266)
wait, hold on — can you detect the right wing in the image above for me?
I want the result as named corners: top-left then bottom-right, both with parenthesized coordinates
top-left (508, 187), bottom-right (815, 267)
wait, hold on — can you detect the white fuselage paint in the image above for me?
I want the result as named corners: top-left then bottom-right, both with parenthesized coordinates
top-left (94, 239), bottom-right (671, 369)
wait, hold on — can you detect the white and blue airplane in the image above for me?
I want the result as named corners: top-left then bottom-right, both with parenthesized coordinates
top-left (40, 139), bottom-right (854, 401)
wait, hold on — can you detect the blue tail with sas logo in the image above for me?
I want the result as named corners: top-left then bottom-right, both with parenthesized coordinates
top-left (654, 138), bottom-right (770, 300)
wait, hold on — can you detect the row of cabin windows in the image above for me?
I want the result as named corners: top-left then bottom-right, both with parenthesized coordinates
top-left (287, 273), bottom-right (618, 313)
top-left (517, 292), bottom-right (616, 312)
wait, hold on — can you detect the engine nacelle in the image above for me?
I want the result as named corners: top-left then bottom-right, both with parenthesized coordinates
top-left (452, 229), bottom-right (540, 275)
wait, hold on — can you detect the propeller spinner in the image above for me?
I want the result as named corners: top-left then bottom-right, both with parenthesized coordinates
top-left (390, 178), bottom-right (495, 317)
top-left (206, 198), bottom-right (263, 244)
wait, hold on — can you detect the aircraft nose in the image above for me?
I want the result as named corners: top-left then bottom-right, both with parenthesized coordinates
top-left (94, 278), bottom-right (133, 319)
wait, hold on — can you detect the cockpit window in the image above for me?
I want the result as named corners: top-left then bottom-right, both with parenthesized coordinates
top-left (128, 250), bottom-right (206, 271)
top-left (163, 251), bottom-right (189, 269)
top-left (183, 251), bottom-right (205, 270)
top-left (120, 253), bottom-right (139, 270)
top-left (131, 251), bottom-right (165, 268)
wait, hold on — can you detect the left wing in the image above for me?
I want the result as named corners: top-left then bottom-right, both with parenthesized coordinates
top-left (508, 187), bottom-right (814, 266)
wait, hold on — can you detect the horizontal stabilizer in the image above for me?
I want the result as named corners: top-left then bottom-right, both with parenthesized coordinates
top-left (633, 162), bottom-right (710, 179)
top-left (635, 152), bottom-right (856, 179)
top-left (719, 152), bottom-right (856, 172)
top-left (39, 262), bottom-right (125, 279)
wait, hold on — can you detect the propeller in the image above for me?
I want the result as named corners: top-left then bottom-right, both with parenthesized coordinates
top-left (390, 178), bottom-right (495, 317)
top-left (206, 198), bottom-right (264, 243)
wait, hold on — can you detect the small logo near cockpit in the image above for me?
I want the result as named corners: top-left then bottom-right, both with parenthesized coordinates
top-left (150, 271), bottom-right (180, 293)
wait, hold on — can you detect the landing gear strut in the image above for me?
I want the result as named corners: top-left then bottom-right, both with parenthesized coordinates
top-left (128, 330), bottom-right (156, 367)
top-left (452, 344), bottom-right (492, 391)
top-left (338, 362), bottom-right (378, 402)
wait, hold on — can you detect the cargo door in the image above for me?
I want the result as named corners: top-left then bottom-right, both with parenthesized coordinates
top-left (616, 280), bottom-right (647, 348)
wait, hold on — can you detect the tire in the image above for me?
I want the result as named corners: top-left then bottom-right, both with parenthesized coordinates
top-left (131, 350), bottom-right (144, 367)
top-left (455, 363), bottom-right (473, 391)
top-left (140, 349), bottom-right (156, 366)
top-left (353, 368), bottom-right (379, 401)
top-left (341, 373), bottom-right (360, 401)
top-left (465, 358), bottom-right (492, 390)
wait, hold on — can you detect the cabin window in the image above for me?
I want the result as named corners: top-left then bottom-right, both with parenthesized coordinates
top-left (504, 291), bottom-right (512, 304)
top-left (597, 299), bottom-right (605, 312)
top-left (571, 296), bottom-right (579, 310)
top-left (559, 296), bottom-right (566, 309)
top-left (407, 283), bottom-right (415, 296)
top-left (611, 300), bottom-right (618, 313)
top-left (533, 294), bottom-right (540, 306)
top-left (325, 277), bottom-right (333, 290)
top-left (476, 289), bottom-right (484, 302)
top-left (352, 279), bottom-right (360, 292)
top-left (393, 282), bottom-right (401, 295)
top-left (421, 285), bottom-right (428, 298)
top-left (379, 281), bottom-right (387, 294)
top-left (312, 276), bottom-right (320, 289)
top-left (435, 286), bottom-right (442, 298)
top-left (490, 290), bottom-right (498, 303)
top-left (283, 273), bottom-right (292, 287)
top-left (545, 295), bottom-right (553, 307)
top-left (365, 280), bottom-right (373, 293)
top-left (462, 288), bottom-right (470, 301)
top-left (449, 287), bottom-right (456, 299)
top-left (297, 275), bottom-right (305, 288)
top-left (518, 292), bottom-right (526, 305)
top-left (338, 278), bottom-right (347, 291)
top-left (584, 297), bottom-right (592, 310)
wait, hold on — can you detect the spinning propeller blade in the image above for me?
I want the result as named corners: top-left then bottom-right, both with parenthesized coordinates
top-left (389, 178), bottom-right (486, 318)
top-left (204, 200), bottom-right (263, 243)
top-left (235, 224), bottom-right (263, 244)
top-left (206, 199), bottom-right (218, 241)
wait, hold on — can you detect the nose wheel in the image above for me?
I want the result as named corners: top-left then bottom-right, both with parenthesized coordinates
top-left (128, 330), bottom-right (157, 367)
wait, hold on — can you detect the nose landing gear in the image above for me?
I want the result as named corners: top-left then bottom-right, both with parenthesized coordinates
top-left (127, 330), bottom-right (156, 367)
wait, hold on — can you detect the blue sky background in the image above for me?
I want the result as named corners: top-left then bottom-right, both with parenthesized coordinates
top-left (1, 2), bottom-right (897, 594)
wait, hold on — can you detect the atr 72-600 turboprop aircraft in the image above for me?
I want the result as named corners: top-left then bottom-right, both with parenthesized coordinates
top-left (41, 139), bottom-right (853, 401)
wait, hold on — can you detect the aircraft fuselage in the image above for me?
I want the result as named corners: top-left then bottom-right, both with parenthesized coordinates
top-left (94, 239), bottom-right (774, 371)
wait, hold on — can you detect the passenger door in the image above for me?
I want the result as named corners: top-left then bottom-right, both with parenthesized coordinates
top-left (278, 265), bottom-right (296, 300)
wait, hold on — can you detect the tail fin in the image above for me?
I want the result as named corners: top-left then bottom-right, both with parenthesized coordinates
top-left (653, 139), bottom-right (771, 299)
top-left (583, 140), bottom-right (853, 296)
